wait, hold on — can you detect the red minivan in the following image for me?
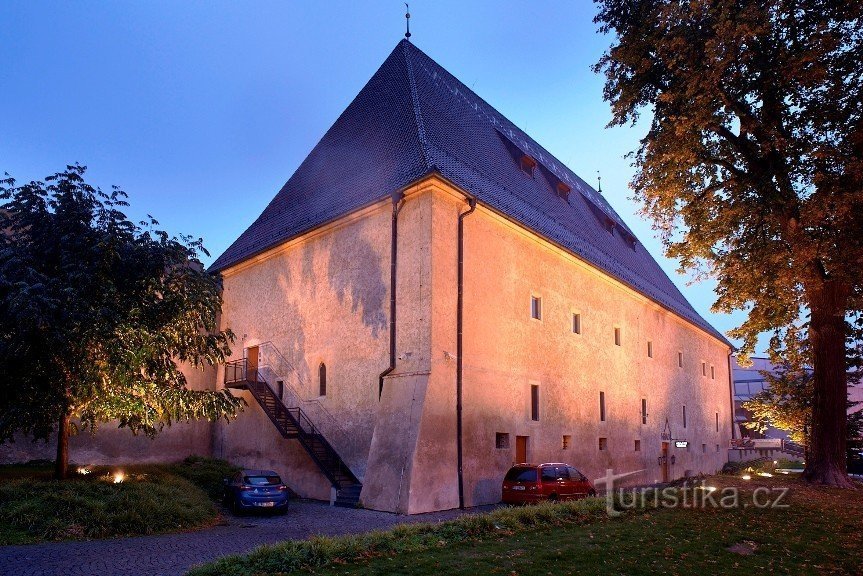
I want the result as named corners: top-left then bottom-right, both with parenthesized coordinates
top-left (501, 463), bottom-right (596, 504)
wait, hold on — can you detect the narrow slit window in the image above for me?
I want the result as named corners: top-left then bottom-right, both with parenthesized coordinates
top-left (531, 296), bottom-right (542, 320)
top-left (614, 327), bottom-right (621, 346)
top-left (702, 362), bottom-right (707, 376)
top-left (598, 437), bottom-right (608, 451)
top-left (716, 412), bottom-right (719, 432)
top-left (683, 405), bottom-right (687, 429)
top-left (531, 385), bottom-right (540, 421)
top-left (678, 351), bottom-right (683, 368)
top-left (711, 365), bottom-right (715, 379)
top-left (634, 440), bottom-right (641, 452)
top-left (702, 443), bottom-right (707, 453)
top-left (641, 399), bottom-right (648, 425)
top-left (647, 341), bottom-right (653, 358)
top-left (318, 362), bottom-right (327, 396)
top-left (599, 391), bottom-right (606, 422)
top-left (572, 313), bottom-right (581, 334)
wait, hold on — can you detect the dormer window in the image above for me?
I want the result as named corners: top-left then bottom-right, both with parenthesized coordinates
top-left (519, 154), bottom-right (537, 176)
top-left (556, 181), bottom-right (571, 200)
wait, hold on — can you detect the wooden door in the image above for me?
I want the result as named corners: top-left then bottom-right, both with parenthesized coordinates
top-left (246, 346), bottom-right (259, 382)
top-left (516, 436), bottom-right (528, 464)
top-left (661, 441), bottom-right (669, 482)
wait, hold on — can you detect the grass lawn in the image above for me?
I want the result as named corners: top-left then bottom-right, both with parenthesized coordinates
top-left (188, 475), bottom-right (863, 576)
top-left (0, 455), bottom-right (238, 545)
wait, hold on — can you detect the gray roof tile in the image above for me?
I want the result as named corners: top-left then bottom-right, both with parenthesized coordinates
top-left (211, 40), bottom-right (728, 345)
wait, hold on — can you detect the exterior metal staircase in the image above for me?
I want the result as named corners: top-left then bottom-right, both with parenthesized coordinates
top-left (224, 358), bottom-right (362, 507)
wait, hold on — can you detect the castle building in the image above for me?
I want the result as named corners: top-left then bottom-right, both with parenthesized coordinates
top-left (206, 40), bottom-right (733, 513)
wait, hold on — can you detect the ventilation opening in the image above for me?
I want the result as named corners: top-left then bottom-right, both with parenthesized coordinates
top-left (556, 181), bottom-right (571, 200)
top-left (519, 154), bottom-right (537, 176)
top-left (496, 433), bottom-right (510, 449)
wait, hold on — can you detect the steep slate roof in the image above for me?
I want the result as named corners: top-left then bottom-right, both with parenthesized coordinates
top-left (211, 40), bottom-right (728, 345)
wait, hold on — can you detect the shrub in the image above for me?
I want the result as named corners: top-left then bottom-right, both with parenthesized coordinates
top-left (164, 455), bottom-right (240, 500)
top-left (0, 461), bottom-right (221, 543)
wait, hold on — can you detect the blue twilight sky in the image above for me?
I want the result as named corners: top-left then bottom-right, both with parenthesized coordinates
top-left (0, 0), bottom-right (761, 351)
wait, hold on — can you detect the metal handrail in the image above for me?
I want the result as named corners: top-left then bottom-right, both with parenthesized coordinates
top-left (255, 341), bottom-right (348, 438)
top-left (243, 378), bottom-right (357, 486)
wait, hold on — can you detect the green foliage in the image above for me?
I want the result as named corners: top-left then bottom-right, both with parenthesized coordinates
top-left (189, 477), bottom-right (863, 576)
top-left (164, 455), bottom-right (241, 500)
top-left (187, 498), bottom-right (609, 576)
top-left (743, 365), bottom-right (863, 447)
top-left (593, 0), bottom-right (863, 485)
top-left (0, 166), bottom-right (243, 473)
top-left (0, 462), bottom-right (218, 543)
top-left (743, 365), bottom-right (814, 445)
top-left (593, 0), bottom-right (863, 356)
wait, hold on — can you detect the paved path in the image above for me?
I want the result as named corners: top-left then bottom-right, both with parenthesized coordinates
top-left (0, 501), bottom-right (497, 576)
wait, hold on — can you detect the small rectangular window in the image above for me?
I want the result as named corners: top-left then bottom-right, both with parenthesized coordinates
top-left (702, 443), bottom-right (707, 453)
top-left (647, 341), bottom-right (653, 358)
top-left (531, 296), bottom-right (542, 320)
top-left (634, 440), bottom-right (641, 452)
top-left (614, 327), bottom-right (621, 346)
top-left (496, 432), bottom-right (510, 449)
top-left (599, 391), bottom-right (606, 422)
top-left (562, 435), bottom-right (571, 449)
top-left (678, 351), bottom-right (683, 368)
top-left (716, 444), bottom-right (720, 453)
top-left (711, 365), bottom-right (715, 379)
top-left (572, 313), bottom-right (581, 334)
top-left (530, 385), bottom-right (539, 421)
top-left (641, 399), bottom-right (647, 425)
top-left (598, 437), bottom-right (608, 451)
top-left (683, 405), bottom-right (687, 429)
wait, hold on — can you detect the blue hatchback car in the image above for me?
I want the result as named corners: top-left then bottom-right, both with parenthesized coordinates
top-left (223, 469), bottom-right (289, 515)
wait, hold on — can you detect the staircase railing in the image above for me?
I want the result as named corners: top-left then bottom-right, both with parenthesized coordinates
top-left (223, 358), bottom-right (359, 489)
top-left (255, 341), bottom-right (351, 455)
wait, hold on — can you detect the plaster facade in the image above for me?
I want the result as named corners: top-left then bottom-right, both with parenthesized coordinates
top-left (212, 176), bottom-right (732, 513)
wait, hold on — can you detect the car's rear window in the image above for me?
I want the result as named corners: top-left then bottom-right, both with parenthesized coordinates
top-left (505, 467), bottom-right (537, 482)
top-left (244, 475), bottom-right (281, 486)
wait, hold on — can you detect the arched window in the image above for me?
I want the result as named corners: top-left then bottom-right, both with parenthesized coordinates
top-left (319, 362), bottom-right (327, 396)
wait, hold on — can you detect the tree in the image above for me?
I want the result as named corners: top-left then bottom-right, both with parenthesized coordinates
top-left (742, 365), bottom-right (862, 450)
top-left (0, 165), bottom-right (243, 479)
top-left (593, 1), bottom-right (863, 486)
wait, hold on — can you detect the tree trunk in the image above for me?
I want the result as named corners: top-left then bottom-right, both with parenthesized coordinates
top-left (54, 411), bottom-right (70, 480)
top-left (803, 280), bottom-right (855, 488)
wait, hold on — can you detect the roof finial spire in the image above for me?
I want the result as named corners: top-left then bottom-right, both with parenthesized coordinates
top-left (597, 171), bottom-right (602, 193)
top-left (404, 3), bottom-right (411, 39)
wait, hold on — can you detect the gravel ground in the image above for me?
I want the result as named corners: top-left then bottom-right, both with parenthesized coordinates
top-left (0, 500), bottom-right (498, 576)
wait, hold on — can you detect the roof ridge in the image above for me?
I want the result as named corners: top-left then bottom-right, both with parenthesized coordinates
top-left (402, 40), bottom-right (430, 171)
